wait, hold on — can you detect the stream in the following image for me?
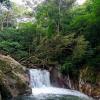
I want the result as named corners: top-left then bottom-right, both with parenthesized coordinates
top-left (13, 69), bottom-right (93, 100)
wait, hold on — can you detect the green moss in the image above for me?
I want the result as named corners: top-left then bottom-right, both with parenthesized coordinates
top-left (0, 60), bottom-right (12, 73)
top-left (15, 79), bottom-right (28, 94)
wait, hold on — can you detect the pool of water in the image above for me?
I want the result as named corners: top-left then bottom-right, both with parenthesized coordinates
top-left (13, 94), bottom-right (91, 100)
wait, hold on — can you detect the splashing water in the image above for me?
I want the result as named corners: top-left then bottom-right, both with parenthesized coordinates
top-left (28, 69), bottom-right (93, 100)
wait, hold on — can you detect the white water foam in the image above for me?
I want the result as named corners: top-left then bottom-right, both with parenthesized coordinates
top-left (29, 69), bottom-right (92, 100)
top-left (32, 87), bottom-right (90, 98)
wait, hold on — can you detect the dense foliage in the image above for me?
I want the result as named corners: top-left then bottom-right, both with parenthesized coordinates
top-left (0, 0), bottom-right (100, 81)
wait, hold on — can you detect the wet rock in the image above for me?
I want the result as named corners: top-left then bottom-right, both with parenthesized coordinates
top-left (50, 66), bottom-right (100, 99)
top-left (79, 67), bottom-right (100, 99)
top-left (50, 67), bottom-right (71, 89)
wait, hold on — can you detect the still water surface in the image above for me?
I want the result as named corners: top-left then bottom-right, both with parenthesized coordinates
top-left (13, 94), bottom-right (91, 100)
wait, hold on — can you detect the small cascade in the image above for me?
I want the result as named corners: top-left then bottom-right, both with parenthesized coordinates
top-left (67, 75), bottom-right (72, 89)
top-left (29, 69), bottom-right (92, 100)
top-left (29, 69), bottom-right (50, 88)
top-left (65, 75), bottom-right (75, 89)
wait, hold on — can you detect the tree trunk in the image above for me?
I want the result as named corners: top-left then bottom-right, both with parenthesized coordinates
top-left (57, 0), bottom-right (61, 34)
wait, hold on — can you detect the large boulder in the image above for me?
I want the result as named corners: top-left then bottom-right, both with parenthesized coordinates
top-left (0, 54), bottom-right (31, 100)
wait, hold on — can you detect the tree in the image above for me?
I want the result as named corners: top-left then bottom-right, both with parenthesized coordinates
top-left (35, 0), bottom-right (75, 37)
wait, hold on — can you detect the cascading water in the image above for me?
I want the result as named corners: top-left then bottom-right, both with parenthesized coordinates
top-left (29, 69), bottom-right (50, 88)
top-left (27, 69), bottom-right (93, 100)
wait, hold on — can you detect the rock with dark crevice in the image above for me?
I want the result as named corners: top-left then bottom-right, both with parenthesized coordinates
top-left (50, 67), bottom-right (100, 100)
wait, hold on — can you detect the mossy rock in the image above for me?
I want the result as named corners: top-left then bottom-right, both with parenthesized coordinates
top-left (0, 54), bottom-right (30, 99)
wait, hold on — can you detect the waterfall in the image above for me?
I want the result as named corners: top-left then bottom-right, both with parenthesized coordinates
top-left (29, 69), bottom-right (92, 100)
top-left (29, 69), bottom-right (50, 88)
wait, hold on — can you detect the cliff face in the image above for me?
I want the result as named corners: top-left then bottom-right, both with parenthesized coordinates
top-left (50, 67), bottom-right (100, 100)
top-left (79, 67), bottom-right (100, 99)
top-left (0, 54), bottom-right (31, 100)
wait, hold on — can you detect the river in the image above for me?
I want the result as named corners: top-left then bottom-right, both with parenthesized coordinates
top-left (13, 69), bottom-right (93, 100)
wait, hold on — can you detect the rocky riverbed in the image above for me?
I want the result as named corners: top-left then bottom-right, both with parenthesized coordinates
top-left (0, 54), bottom-right (100, 100)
